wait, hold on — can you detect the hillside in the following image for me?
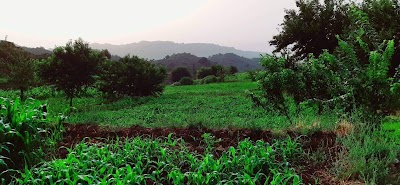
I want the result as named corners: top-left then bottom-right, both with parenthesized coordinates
top-left (208, 53), bottom-right (262, 72)
top-left (154, 53), bottom-right (215, 72)
top-left (155, 52), bottom-right (261, 72)
top-left (21, 46), bottom-right (52, 56)
top-left (90, 41), bottom-right (263, 60)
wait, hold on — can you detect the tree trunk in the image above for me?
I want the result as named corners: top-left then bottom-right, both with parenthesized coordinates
top-left (20, 88), bottom-right (24, 101)
top-left (69, 96), bottom-right (73, 107)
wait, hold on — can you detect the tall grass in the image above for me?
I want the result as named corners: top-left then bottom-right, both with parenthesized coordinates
top-left (334, 121), bottom-right (400, 184)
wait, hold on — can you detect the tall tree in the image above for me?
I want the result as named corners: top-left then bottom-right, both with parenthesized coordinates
top-left (270, 0), bottom-right (350, 60)
top-left (39, 38), bottom-right (102, 106)
top-left (0, 41), bottom-right (36, 100)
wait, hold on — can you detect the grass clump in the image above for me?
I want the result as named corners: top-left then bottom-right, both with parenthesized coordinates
top-left (335, 123), bottom-right (400, 184)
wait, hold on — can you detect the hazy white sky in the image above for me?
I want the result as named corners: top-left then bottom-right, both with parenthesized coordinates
top-left (0, 0), bottom-right (296, 52)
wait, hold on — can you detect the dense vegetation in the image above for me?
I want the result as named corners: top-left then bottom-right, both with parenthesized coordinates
top-left (0, 0), bottom-right (399, 184)
top-left (98, 55), bottom-right (167, 98)
top-left (18, 136), bottom-right (303, 184)
top-left (0, 98), bottom-right (64, 183)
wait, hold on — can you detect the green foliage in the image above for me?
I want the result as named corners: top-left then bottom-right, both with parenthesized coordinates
top-left (171, 67), bottom-right (191, 82)
top-left (197, 67), bottom-right (214, 79)
top-left (98, 55), bottom-right (167, 98)
top-left (0, 41), bottom-right (37, 100)
top-left (197, 65), bottom-right (226, 79)
top-left (248, 55), bottom-right (304, 123)
top-left (246, 70), bottom-right (259, 82)
top-left (51, 81), bottom-right (338, 130)
top-left (17, 137), bottom-right (303, 184)
top-left (252, 7), bottom-right (399, 125)
top-left (39, 38), bottom-right (102, 107)
top-left (179, 77), bottom-right (193, 85)
top-left (201, 75), bottom-right (219, 84)
top-left (270, 0), bottom-right (350, 59)
top-left (0, 97), bottom-right (64, 183)
top-left (272, 0), bottom-right (400, 77)
top-left (228, 65), bottom-right (239, 74)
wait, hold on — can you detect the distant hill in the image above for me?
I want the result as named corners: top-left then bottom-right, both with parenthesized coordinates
top-left (154, 53), bottom-right (215, 72)
top-left (154, 52), bottom-right (261, 72)
top-left (90, 41), bottom-right (263, 60)
top-left (209, 53), bottom-right (262, 72)
top-left (21, 46), bottom-right (52, 56)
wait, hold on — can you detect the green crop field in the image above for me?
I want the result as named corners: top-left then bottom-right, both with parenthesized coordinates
top-left (48, 82), bottom-right (337, 130)
top-left (0, 79), bottom-right (339, 131)
top-left (1, 73), bottom-right (399, 184)
top-left (2, 0), bottom-right (400, 182)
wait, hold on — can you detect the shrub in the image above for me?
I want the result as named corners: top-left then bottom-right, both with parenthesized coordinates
top-left (98, 55), bottom-right (167, 98)
top-left (247, 70), bottom-right (259, 82)
top-left (228, 66), bottom-right (239, 74)
top-left (201, 75), bottom-right (219, 84)
top-left (197, 65), bottom-right (226, 79)
top-left (197, 67), bottom-right (213, 79)
top-left (179, 77), bottom-right (193, 85)
top-left (171, 67), bottom-right (191, 82)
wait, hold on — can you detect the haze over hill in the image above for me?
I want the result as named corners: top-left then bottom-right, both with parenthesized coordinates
top-left (90, 41), bottom-right (263, 60)
top-left (155, 52), bottom-right (261, 72)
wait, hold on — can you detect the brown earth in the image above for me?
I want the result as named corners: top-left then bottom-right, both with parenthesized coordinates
top-left (58, 123), bottom-right (341, 185)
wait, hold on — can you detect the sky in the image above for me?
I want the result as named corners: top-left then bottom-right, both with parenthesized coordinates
top-left (0, 0), bottom-right (297, 52)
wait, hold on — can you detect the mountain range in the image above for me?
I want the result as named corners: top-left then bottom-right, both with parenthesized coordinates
top-left (12, 40), bottom-right (263, 72)
top-left (90, 41), bottom-right (263, 60)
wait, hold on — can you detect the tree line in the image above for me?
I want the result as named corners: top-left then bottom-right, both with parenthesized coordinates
top-left (0, 38), bottom-right (167, 106)
top-left (0, 38), bottom-right (239, 106)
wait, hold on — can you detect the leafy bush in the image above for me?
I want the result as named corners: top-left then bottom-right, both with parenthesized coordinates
top-left (197, 67), bottom-right (213, 79)
top-left (197, 65), bottom-right (226, 79)
top-left (247, 70), bottom-right (259, 82)
top-left (228, 65), bottom-right (239, 74)
top-left (0, 97), bottom-right (64, 183)
top-left (39, 38), bottom-right (103, 106)
top-left (179, 77), bottom-right (193, 85)
top-left (98, 55), bottom-right (167, 98)
top-left (201, 75), bottom-right (219, 84)
top-left (171, 67), bottom-right (191, 82)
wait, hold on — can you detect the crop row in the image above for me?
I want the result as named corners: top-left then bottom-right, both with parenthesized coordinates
top-left (17, 134), bottom-right (303, 185)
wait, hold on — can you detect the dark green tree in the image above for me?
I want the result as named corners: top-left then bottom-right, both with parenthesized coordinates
top-left (98, 55), bottom-right (167, 97)
top-left (228, 66), bottom-right (239, 74)
top-left (270, 0), bottom-right (350, 60)
top-left (197, 67), bottom-right (213, 79)
top-left (0, 41), bottom-right (36, 100)
top-left (171, 67), bottom-right (191, 82)
top-left (39, 38), bottom-right (102, 107)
